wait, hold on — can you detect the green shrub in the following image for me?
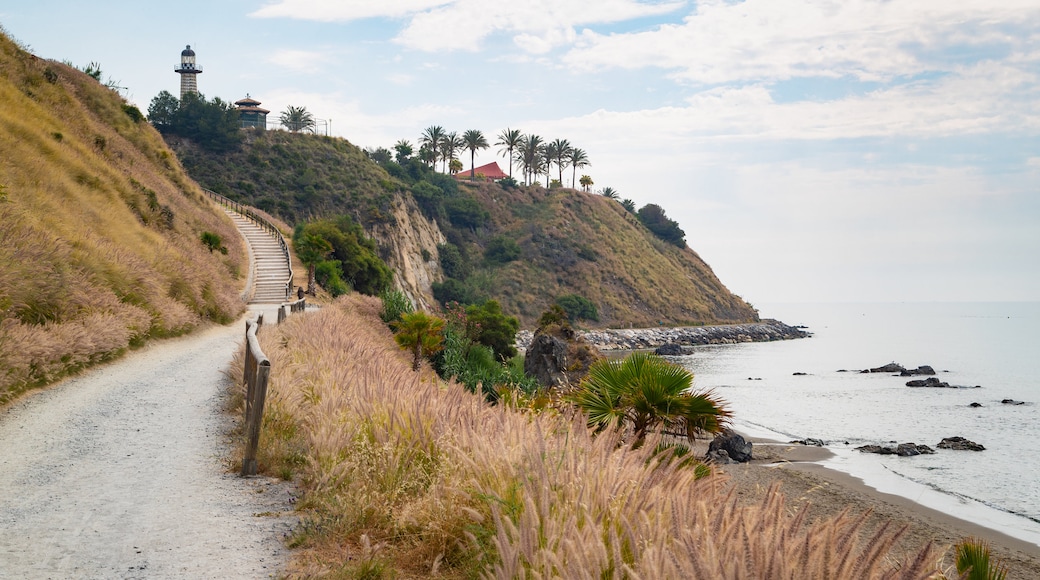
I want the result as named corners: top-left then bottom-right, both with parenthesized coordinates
top-left (556, 294), bottom-right (599, 322)
top-left (484, 235), bottom-right (521, 264)
top-left (437, 242), bottom-right (470, 280)
top-left (465, 300), bottom-right (519, 361)
top-left (315, 260), bottom-right (349, 297)
top-left (637, 203), bottom-right (685, 247)
top-left (432, 278), bottom-right (483, 306)
top-left (379, 289), bottom-right (414, 324)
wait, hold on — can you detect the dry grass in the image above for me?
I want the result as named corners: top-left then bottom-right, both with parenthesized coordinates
top-left (247, 294), bottom-right (942, 579)
top-left (0, 33), bottom-right (246, 402)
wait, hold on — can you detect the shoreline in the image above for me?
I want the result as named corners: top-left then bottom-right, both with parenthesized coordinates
top-left (718, 434), bottom-right (1040, 577)
top-left (516, 318), bottom-right (809, 351)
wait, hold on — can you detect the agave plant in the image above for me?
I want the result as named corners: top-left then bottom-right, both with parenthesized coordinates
top-left (570, 352), bottom-right (730, 447)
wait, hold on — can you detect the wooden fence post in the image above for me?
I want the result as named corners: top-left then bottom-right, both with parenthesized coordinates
top-left (241, 314), bottom-right (271, 476)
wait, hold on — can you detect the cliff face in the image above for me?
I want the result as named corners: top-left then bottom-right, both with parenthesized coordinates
top-left (367, 196), bottom-right (445, 312)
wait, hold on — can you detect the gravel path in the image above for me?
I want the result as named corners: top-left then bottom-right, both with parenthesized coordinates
top-left (0, 319), bottom-right (294, 579)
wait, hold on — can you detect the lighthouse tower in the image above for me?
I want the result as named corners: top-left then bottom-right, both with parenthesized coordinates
top-left (174, 45), bottom-right (202, 99)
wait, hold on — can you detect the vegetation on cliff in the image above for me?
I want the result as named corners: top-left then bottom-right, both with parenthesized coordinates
top-left (0, 32), bottom-right (246, 403)
top-left (170, 126), bottom-right (757, 327)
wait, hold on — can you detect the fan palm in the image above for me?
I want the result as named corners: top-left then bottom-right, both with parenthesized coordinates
top-left (601, 186), bottom-right (618, 199)
top-left (462, 129), bottom-right (489, 178)
top-left (495, 128), bottom-right (523, 178)
top-left (419, 125), bottom-right (445, 168)
top-left (570, 352), bottom-right (730, 448)
top-left (392, 311), bottom-right (446, 371)
top-left (280, 105), bottom-right (315, 133)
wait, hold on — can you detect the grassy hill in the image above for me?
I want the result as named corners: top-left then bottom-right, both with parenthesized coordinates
top-left (0, 32), bottom-right (246, 403)
top-left (172, 129), bottom-right (757, 327)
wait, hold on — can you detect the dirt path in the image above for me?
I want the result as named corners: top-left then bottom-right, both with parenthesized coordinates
top-left (0, 318), bottom-right (294, 579)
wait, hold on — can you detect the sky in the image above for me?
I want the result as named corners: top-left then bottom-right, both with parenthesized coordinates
top-left (2, 1), bottom-right (1038, 305)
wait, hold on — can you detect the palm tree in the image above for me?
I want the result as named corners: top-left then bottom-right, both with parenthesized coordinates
top-left (548, 138), bottom-right (572, 185)
top-left (392, 311), bottom-right (446, 371)
top-left (439, 131), bottom-right (463, 173)
top-left (570, 352), bottom-right (730, 448)
top-left (601, 186), bottom-right (619, 199)
top-left (542, 141), bottom-right (559, 187)
top-left (495, 128), bottom-right (523, 178)
top-left (280, 105), bottom-right (315, 133)
top-left (579, 175), bottom-right (594, 192)
top-left (568, 148), bottom-right (589, 188)
top-left (393, 139), bottom-right (413, 163)
top-left (449, 158), bottom-right (463, 175)
top-left (294, 232), bottom-right (332, 295)
top-left (419, 126), bottom-right (445, 168)
top-left (462, 129), bottom-right (489, 178)
top-left (516, 134), bottom-right (543, 186)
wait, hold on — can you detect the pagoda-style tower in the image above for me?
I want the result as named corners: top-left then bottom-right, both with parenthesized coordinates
top-left (174, 45), bottom-right (202, 99)
top-left (235, 95), bottom-right (271, 129)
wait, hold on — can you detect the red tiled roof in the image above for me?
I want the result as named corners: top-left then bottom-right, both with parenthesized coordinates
top-left (460, 161), bottom-right (508, 180)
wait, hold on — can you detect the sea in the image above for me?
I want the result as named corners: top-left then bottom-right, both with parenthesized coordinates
top-left (676, 302), bottom-right (1040, 547)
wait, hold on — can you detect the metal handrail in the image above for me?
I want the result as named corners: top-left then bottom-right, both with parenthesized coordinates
top-left (202, 188), bottom-right (294, 301)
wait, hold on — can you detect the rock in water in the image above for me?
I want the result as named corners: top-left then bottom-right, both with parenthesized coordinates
top-left (856, 442), bottom-right (935, 456)
top-left (906, 377), bottom-right (953, 388)
top-left (937, 436), bottom-right (985, 451)
top-left (900, 365), bottom-right (936, 376)
top-left (654, 343), bottom-right (684, 356)
top-left (707, 430), bottom-right (753, 463)
top-left (866, 363), bottom-right (906, 373)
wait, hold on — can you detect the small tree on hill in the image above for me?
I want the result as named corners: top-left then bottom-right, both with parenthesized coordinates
top-left (579, 175), bottom-right (593, 192)
top-left (294, 232), bottom-right (332, 295)
top-left (393, 311), bottom-right (446, 371)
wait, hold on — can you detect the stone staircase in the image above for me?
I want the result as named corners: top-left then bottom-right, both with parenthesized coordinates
top-left (225, 210), bottom-right (293, 304)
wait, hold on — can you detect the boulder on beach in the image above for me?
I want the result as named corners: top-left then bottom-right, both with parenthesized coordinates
top-left (707, 430), bottom-right (753, 463)
top-left (654, 343), bottom-right (685, 356)
top-left (791, 438), bottom-right (825, 446)
top-left (900, 365), bottom-right (936, 376)
top-left (937, 436), bottom-right (985, 451)
top-left (856, 442), bottom-right (935, 456)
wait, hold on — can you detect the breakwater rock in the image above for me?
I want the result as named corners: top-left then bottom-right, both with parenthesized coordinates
top-left (516, 319), bottom-right (808, 353)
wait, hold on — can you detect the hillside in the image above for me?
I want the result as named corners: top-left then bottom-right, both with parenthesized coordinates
top-left (0, 32), bottom-right (247, 403)
top-left (172, 130), bottom-right (756, 327)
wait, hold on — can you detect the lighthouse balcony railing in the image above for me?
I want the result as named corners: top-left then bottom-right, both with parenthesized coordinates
top-left (174, 63), bottom-right (203, 73)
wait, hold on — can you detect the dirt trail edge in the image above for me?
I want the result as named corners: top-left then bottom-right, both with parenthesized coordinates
top-left (0, 320), bottom-right (294, 579)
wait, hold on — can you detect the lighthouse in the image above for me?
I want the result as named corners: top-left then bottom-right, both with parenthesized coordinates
top-left (174, 45), bottom-right (202, 99)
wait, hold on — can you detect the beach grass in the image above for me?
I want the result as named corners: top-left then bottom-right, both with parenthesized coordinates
top-left (241, 294), bottom-right (942, 578)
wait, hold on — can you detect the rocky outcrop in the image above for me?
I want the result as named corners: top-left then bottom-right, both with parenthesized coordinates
top-left (937, 437), bottom-right (985, 451)
top-left (900, 365), bottom-right (936, 376)
top-left (863, 363), bottom-right (905, 374)
top-left (517, 319), bottom-right (808, 352)
top-left (906, 378), bottom-right (979, 388)
top-left (523, 324), bottom-right (604, 390)
top-left (654, 343), bottom-right (685, 356)
top-left (367, 197), bottom-right (446, 312)
top-left (706, 430), bottom-right (753, 463)
top-left (856, 443), bottom-right (935, 456)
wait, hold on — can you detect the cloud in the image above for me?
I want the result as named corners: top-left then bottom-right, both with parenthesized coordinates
top-left (251, 0), bottom-right (683, 52)
top-left (250, 0), bottom-right (452, 21)
top-left (267, 49), bottom-right (332, 74)
top-left (563, 1), bottom-right (1040, 84)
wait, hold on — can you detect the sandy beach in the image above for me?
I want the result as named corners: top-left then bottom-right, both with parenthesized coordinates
top-left (713, 437), bottom-right (1040, 579)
